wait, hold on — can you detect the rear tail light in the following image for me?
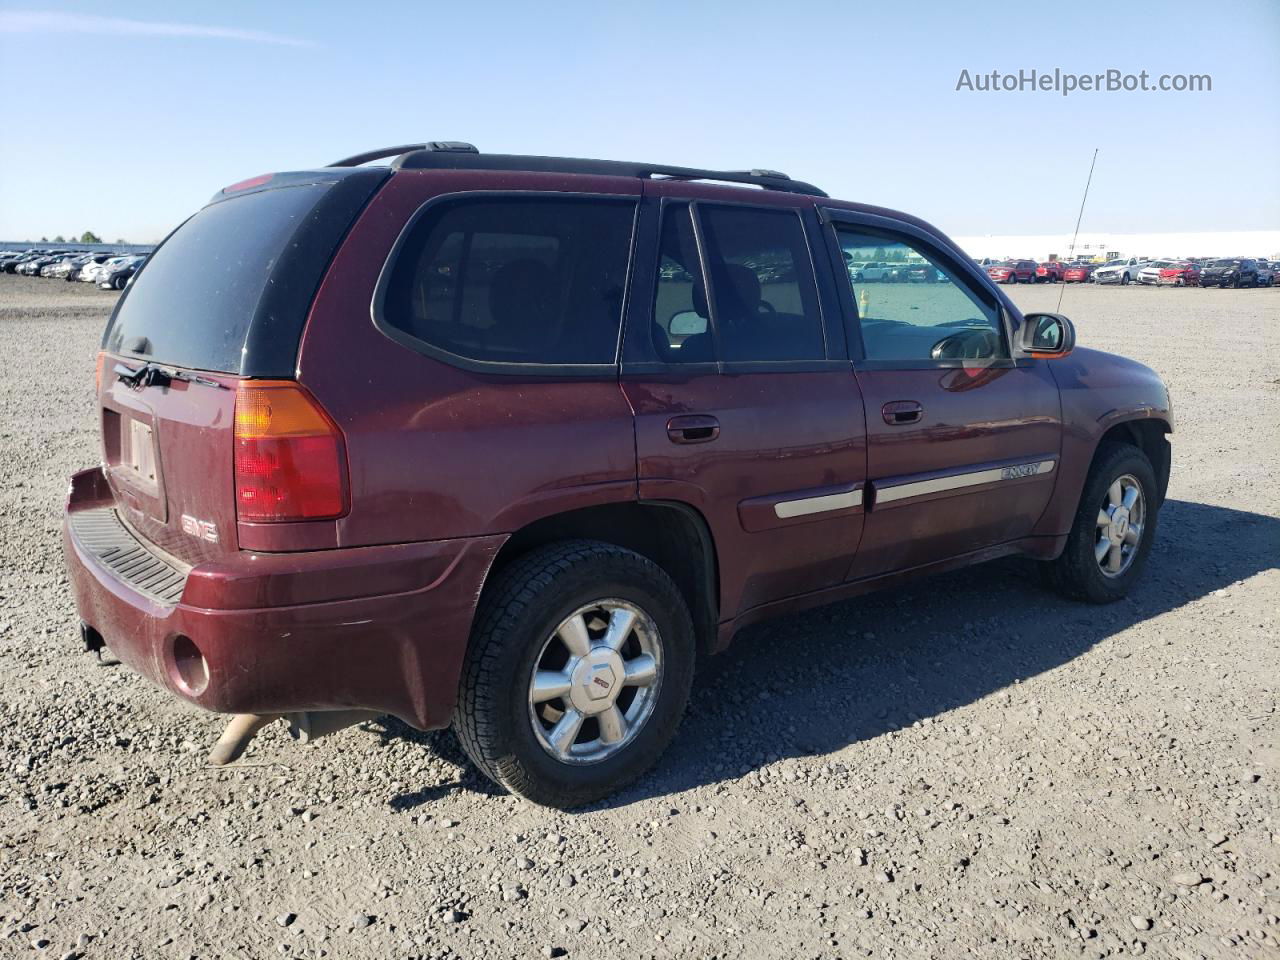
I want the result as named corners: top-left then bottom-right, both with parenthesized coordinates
top-left (94, 351), bottom-right (105, 393)
top-left (233, 380), bottom-right (348, 522)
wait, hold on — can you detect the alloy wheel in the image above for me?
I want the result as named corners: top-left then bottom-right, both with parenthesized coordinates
top-left (527, 600), bottom-right (663, 765)
top-left (1095, 474), bottom-right (1146, 578)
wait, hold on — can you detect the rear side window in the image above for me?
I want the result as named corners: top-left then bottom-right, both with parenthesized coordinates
top-left (104, 183), bottom-right (335, 373)
top-left (380, 197), bottom-right (637, 367)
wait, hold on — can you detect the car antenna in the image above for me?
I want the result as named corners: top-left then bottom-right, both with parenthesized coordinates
top-left (1058, 147), bottom-right (1098, 313)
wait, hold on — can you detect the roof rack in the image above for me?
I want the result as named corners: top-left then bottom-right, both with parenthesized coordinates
top-left (328, 142), bottom-right (479, 167)
top-left (327, 142), bottom-right (826, 197)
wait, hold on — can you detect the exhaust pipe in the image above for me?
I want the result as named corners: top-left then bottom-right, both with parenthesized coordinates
top-left (208, 713), bottom-right (281, 765)
top-left (206, 710), bottom-right (381, 765)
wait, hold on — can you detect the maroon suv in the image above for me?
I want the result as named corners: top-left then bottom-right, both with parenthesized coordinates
top-left (63, 143), bottom-right (1173, 807)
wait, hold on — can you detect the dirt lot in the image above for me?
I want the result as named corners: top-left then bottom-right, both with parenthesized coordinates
top-left (0, 275), bottom-right (1277, 960)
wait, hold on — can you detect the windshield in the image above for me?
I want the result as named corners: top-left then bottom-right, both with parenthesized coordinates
top-left (1210, 259), bottom-right (1240, 268)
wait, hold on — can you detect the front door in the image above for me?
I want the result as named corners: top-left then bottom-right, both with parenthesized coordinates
top-left (826, 213), bottom-right (1063, 580)
top-left (621, 190), bottom-right (867, 619)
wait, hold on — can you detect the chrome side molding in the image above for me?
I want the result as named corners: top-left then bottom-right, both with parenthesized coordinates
top-left (875, 458), bottom-right (1056, 506)
top-left (774, 487), bottom-right (864, 519)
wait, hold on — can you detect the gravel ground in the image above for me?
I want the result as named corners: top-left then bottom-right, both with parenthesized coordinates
top-left (0, 275), bottom-right (1277, 960)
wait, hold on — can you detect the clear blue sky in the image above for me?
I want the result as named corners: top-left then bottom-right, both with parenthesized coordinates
top-left (2, 0), bottom-right (1277, 242)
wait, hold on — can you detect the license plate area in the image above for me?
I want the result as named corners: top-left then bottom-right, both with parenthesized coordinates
top-left (127, 418), bottom-right (158, 487)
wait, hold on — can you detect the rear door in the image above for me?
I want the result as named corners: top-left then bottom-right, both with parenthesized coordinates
top-left (621, 186), bottom-right (867, 619)
top-left (822, 209), bottom-right (1062, 580)
top-left (97, 171), bottom-right (386, 563)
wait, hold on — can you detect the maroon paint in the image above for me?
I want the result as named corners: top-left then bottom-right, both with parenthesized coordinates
top-left (847, 363), bottom-right (1061, 579)
top-left (62, 165), bottom-right (1172, 732)
top-left (66, 466), bottom-right (502, 727)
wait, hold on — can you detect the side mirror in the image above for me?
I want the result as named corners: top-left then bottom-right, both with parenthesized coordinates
top-left (1020, 312), bottom-right (1075, 357)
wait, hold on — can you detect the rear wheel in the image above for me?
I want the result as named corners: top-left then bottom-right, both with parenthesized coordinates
top-left (454, 540), bottom-right (695, 808)
top-left (1042, 443), bottom-right (1159, 603)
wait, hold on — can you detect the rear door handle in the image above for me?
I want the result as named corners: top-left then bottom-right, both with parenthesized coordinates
top-left (667, 414), bottom-right (720, 444)
top-left (882, 400), bottom-right (923, 425)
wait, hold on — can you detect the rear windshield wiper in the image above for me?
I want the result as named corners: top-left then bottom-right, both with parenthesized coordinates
top-left (116, 362), bottom-right (227, 391)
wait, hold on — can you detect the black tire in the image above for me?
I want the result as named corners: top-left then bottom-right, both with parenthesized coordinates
top-left (454, 540), bottom-right (695, 808)
top-left (1120, 272), bottom-right (1130, 286)
top-left (1042, 442), bottom-right (1160, 603)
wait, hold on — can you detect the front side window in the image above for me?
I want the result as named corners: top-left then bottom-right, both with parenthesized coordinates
top-left (836, 228), bottom-right (1007, 363)
top-left (381, 197), bottom-right (636, 366)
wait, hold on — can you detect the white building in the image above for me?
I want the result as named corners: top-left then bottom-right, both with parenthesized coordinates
top-left (950, 230), bottom-right (1280, 263)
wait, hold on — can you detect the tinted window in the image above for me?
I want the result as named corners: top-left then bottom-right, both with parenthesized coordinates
top-left (651, 204), bottom-right (713, 363)
top-left (104, 183), bottom-right (332, 372)
top-left (698, 206), bottom-right (825, 362)
top-left (381, 197), bottom-right (636, 366)
top-left (837, 228), bottom-right (1007, 363)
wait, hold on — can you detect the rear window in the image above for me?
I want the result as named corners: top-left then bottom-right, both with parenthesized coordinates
top-left (378, 196), bottom-right (637, 368)
top-left (104, 183), bottom-right (335, 373)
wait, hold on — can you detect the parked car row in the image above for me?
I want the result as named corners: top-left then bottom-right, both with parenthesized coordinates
top-left (0, 248), bottom-right (149, 289)
top-left (846, 260), bottom-right (951, 283)
top-left (977, 255), bottom-right (1277, 288)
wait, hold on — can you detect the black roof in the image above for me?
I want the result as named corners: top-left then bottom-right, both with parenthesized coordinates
top-left (327, 142), bottom-right (827, 197)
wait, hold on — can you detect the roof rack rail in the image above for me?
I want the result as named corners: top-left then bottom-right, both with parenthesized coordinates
top-left (393, 149), bottom-right (826, 196)
top-left (328, 141), bottom-right (478, 167)
top-left (321, 143), bottom-right (825, 196)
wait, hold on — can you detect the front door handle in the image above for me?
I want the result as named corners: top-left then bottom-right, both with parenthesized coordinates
top-left (667, 414), bottom-right (720, 444)
top-left (882, 400), bottom-right (923, 425)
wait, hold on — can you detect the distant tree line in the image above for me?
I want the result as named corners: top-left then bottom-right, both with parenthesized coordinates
top-left (37, 231), bottom-right (112, 244)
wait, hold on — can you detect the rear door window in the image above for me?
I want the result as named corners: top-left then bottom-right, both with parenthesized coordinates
top-left (698, 205), bottom-right (825, 363)
top-left (379, 197), bottom-right (637, 368)
top-left (651, 204), bottom-right (713, 363)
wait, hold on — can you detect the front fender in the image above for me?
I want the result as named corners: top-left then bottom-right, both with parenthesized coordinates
top-left (1033, 348), bottom-right (1172, 536)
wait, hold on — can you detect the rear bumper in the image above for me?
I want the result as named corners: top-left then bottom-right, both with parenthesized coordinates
top-left (62, 467), bottom-right (503, 730)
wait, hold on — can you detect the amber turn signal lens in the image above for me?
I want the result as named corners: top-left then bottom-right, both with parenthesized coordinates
top-left (233, 380), bottom-right (348, 522)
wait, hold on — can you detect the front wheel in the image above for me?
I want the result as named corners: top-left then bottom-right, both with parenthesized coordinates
top-left (454, 540), bottom-right (695, 808)
top-left (1042, 443), bottom-right (1159, 603)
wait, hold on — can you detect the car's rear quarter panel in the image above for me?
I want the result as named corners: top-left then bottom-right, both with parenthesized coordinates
top-left (297, 170), bottom-right (643, 549)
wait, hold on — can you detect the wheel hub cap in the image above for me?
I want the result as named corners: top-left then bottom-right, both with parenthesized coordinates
top-left (1107, 507), bottom-right (1130, 544)
top-left (569, 651), bottom-right (624, 714)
